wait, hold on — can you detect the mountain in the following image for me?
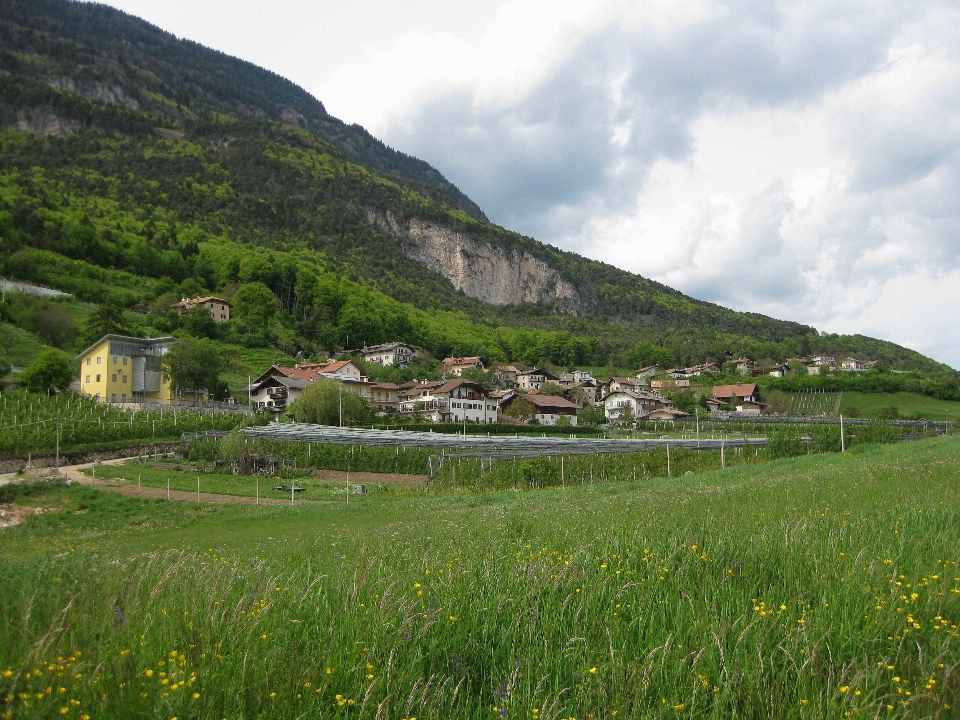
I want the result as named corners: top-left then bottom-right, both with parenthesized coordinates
top-left (0, 0), bottom-right (952, 376)
top-left (0, 0), bottom-right (486, 220)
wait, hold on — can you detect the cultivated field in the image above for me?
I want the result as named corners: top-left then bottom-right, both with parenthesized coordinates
top-left (0, 436), bottom-right (958, 719)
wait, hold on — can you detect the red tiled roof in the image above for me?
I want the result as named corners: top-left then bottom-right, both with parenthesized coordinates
top-left (442, 356), bottom-right (482, 366)
top-left (712, 383), bottom-right (757, 399)
top-left (520, 393), bottom-right (579, 410)
top-left (272, 366), bottom-right (318, 381)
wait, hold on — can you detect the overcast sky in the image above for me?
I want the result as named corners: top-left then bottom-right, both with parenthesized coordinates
top-left (100, 0), bottom-right (960, 368)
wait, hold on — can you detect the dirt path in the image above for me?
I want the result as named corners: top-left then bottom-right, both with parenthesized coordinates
top-left (3, 457), bottom-right (317, 506)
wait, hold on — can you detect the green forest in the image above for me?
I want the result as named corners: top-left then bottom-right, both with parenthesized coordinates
top-left (0, 0), bottom-right (955, 399)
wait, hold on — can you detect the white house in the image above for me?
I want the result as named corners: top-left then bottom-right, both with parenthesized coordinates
top-left (441, 356), bottom-right (484, 377)
top-left (603, 390), bottom-right (671, 424)
top-left (361, 342), bottom-right (424, 367)
top-left (399, 379), bottom-right (498, 423)
top-left (516, 368), bottom-right (557, 392)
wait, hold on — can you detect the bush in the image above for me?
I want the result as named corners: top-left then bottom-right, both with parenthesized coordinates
top-left (877, 406), bottom-right (901, 420)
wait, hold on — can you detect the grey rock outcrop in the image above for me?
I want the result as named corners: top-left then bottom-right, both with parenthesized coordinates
top-left (47, 77), bottom-right (140, 110)
top-left (14, 109), bottom-right (82, 137)
top-left (367, 209), bottom-right (594, 314)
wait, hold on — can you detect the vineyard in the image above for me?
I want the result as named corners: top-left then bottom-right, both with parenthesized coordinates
top-left (0, 391), bottom-right (258, 457)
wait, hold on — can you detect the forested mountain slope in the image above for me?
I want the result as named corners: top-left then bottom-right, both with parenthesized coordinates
top-left (0, 0), bottom-right (951, 375)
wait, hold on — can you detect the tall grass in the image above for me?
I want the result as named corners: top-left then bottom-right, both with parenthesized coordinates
top-left (1, 437), bottom-right (958, 719)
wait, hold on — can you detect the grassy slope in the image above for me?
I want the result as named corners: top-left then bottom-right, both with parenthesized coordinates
top-left (0, 321), bottom-right (44, 367)
top-left (1, 436), bottom-right (958, 718)
top-left (840, 391), bottom-right (960, 420)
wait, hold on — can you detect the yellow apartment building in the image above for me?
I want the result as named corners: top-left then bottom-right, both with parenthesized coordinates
top-left (77, 334), bottom-right (180, 404)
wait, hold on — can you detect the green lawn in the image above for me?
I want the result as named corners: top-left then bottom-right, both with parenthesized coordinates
top-left (840, 390), bottom-right (960, 420)
top-left (1, 436), bottom-right (958, 718)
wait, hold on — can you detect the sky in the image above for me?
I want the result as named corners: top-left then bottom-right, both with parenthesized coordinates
top-left (99, 0), bottom-right (960, 368)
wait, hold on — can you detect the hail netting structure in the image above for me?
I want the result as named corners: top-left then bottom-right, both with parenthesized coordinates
top-left (241, 424), bottom-right (773, 478)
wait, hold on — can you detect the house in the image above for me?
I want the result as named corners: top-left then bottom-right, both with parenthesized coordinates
top-left (516, 368), bottom-right (558, 392)
top-left (558, 370), bottom-right (596, 385)
top-left (671, 362), bottom-right (722, 378)
top-left (731, 358), bottom-right (755, 376)
top-left (739, 399), bottom-right (767, 416)
top-left (766, 363), bottom-right (788, 378)
top-left (361, 342), bottom-right (425, 367)
top-left (635, 365), bottom-right (660, 380)
top-left (493, 365), bottom-right (523, 387)
top-left (249, 365), bottom-right (319, 412)
top-left (248, 363), bottom-right (372, 412)
top-left (370, 382), bottom-right (400, 412)
top-left (251, 375), bottom-right (311, 413)
top-left (77, 334), bottom-right (191, 404)
top-left (503, 393), bottom-right (580, 426)
top-left (650, 379), bottom-right (689, 389)
top-left (641, 408), bottom-right (693, 421)
top-left (840, 357), bottom-right (867, 372)
top-left (441, 356), bottom-right (484, 377)
top-left (704, 397), bottom-right (726, 413)
top-left (488, 388), bottom-right (517, 409)
top-left (399, 379), bottom-right (498, 423)
top-left (603, 390), bottom-right (671, 425)
top-left (173, 296), bottom-right (232, 322)
top-left (297, 359), bottom-right (365, 381)
top-left (711, 383), bottom-right (758, 405)
top-left (606, 377), bottom-right (649, 395)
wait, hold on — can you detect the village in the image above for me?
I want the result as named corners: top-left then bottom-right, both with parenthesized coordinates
top-left (73, 298), bottom-right (882, 427)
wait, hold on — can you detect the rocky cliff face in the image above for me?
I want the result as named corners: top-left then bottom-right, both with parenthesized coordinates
top-left (367, 209), bottom-right (595, 314)
top-left (14, 108), bottom-right (81, 137)
top-left (46, 76), bottom-right (140, 110)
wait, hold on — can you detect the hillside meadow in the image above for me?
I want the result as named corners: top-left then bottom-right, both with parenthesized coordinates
top-left (0, 436), bottom-right (958, 719)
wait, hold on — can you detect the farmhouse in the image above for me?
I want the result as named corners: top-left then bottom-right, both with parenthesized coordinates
top-left (77, 334), bottom-right (184, 404)
top-left (360, 342), bottom-right (424, 367)
top-left (711, 383), bottom-right (760, 412)
top-left (503, 393), bottom-right (580, 426)
top-left (173, 296), bottom-right (231, 322)
top-left (441, 356), bottom-right (484, 377)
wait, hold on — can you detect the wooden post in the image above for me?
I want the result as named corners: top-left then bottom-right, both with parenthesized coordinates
top-left (667, 443), bottom-right (671, 478)
top-left (138, 474), bottom-right (141, 497)
top-left (452, 465), bottom-right (456, 496)
top-left (197, 477), bottom-right (200, 502)
top-left (840, 415), bottom-right (846, 452)
top-left (166, 477), bottom-right (170, 500)
top-left (721, 442), bottom-right (726, 469)
top-left (256, 478), bottom-right (259, 506)
top-left (561, 455), bottom-right (565, 490)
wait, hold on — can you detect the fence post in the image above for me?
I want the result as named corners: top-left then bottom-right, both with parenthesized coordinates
top-left (667, 443), bottom-right (671, 478)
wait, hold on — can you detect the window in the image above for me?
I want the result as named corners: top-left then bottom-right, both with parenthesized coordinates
top-left (97, 356), bottom-right (102, 365)
top-left (86, 357), bottom-right (91, 365)
top-left (85, 375), bottom-right (90, 383)
top-left (121, 394), bottom-right (127, 402)
top-left (96, 374), bottom-right (101, 382)
top-left (123, 357), bottom-right (128, 365)
top-left (113, 356), bottom-right (118, 364)
top-left (112, 374), bottom-right (117, 382)
top-left (111, 394), bottom-right (117, 402)
top-left (122, 375), bottom-right (127, 383)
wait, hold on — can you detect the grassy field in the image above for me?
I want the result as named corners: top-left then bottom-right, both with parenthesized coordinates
top-left (1, 436), bottom-right (958, 719)
top-left (839, 391), bottom-right (960, 421)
